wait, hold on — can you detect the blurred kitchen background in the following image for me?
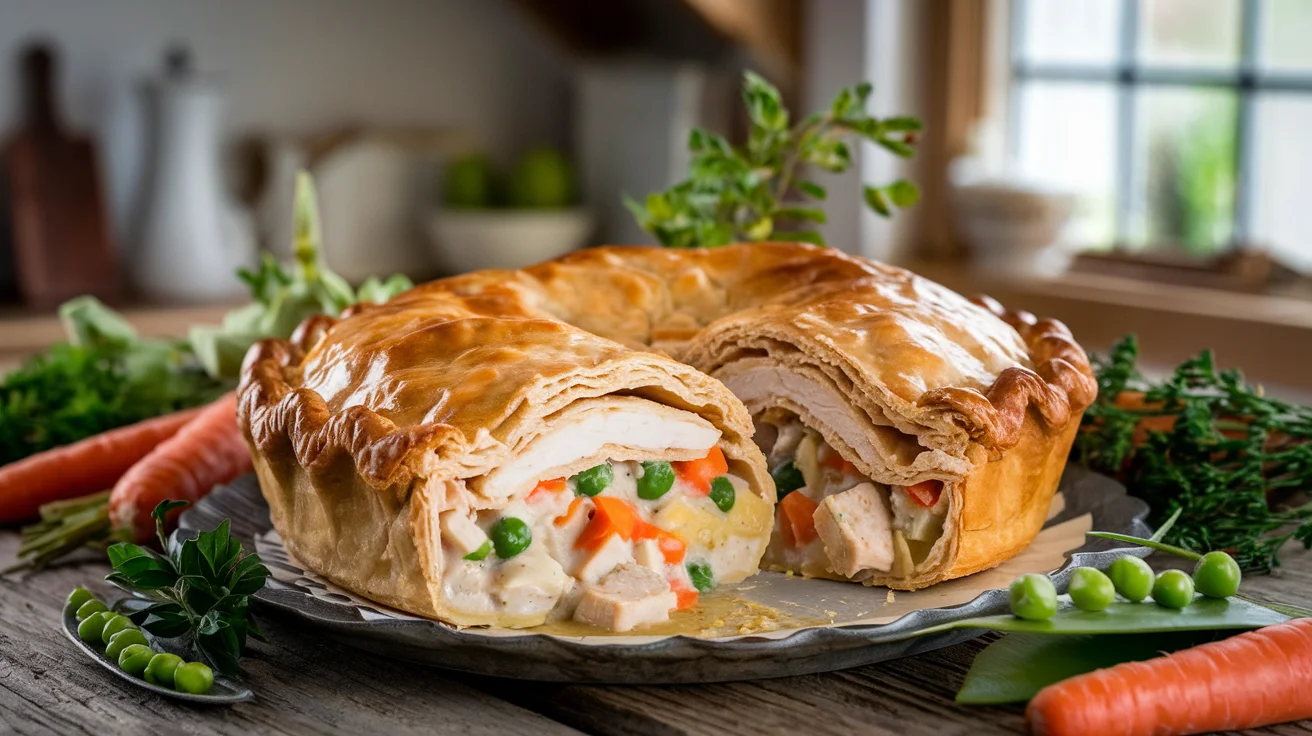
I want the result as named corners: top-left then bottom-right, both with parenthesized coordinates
top-left (1, 0), bottom-right (1309, 398)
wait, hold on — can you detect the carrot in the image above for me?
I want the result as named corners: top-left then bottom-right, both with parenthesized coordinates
top-left (669, 578), bottom-right (698, 610)
top-left (527, 477), bottom-right (566, 503)
top-left (109, 392), bottom-right (252, 542)
top-left (0, 407), bottom-right (204, 524)
top-left (1027, 618), bottom-right (1312, 736)
top-left (821, 449), bottom-right (859, 475)
top-left (554, 497), bottom-right (587, 527)
top-left (779, 491), bottom-right (818, 546)
top-left (673, 446), bottom-right (728, 495)
top-left (636, 522), bottom-right (686, 564)
top-left (903, 480), bottom-right (943, 508)
top-left (574, 496), bottom-right (639, 550)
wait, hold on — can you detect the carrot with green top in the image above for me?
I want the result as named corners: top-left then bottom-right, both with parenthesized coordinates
top-left (0, 407), bottom-right (203, 524)
top-left (1027, 617), bottom-right (1312, 736)
top-left (109, 392), bottom-right (252, 542)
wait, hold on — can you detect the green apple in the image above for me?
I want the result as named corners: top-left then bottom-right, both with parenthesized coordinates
top-left (507, 147), bottom-right (576, 209)
top-left (443, 155), bottom-right (500, 208)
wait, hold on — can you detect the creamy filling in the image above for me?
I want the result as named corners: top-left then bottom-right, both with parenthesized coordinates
top-left (437, 450), bottom-right (772, 631)
top-left (766, 421), bottom-right (947, 580)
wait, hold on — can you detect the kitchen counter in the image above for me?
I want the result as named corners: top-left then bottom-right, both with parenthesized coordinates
top-left (2, 530), bottom-right (1310, 735)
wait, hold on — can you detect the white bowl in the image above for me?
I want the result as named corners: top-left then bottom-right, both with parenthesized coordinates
top-left (426, 208), bottom-right (595, 274)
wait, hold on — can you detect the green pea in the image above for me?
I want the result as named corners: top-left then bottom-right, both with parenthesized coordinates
top-left (75, 598), bottom-right (108, 621)
top-left (1108, 556), bottom-right (1155, 602)
top-left (77, 611), bottom-right (110, 643)
top-left (491, 517), bottom-right (532, 558)
top-left (571, 463), bottom-right (613, 497)
top-left (636, 461), bottom-right (675, 500)
top-left (105, 629), bottom-right (149, 661)
top-left (770, 460), bottom-right (806, 498)
top-left (687, 561), bottom-right (715, 592)
top-left (117, 644), bottom-right (155, 677)
top-left (1009, 573), bottom-right (1058, 621)
top-left (99, 614), bottom-right (136, 645)
top-left (709, 476), bottom-right (736, 513)
top-left (1152, 569), bottom-right (1196, 609)
top-left (67, 587), bottom-right (96, 612)
top-left (1193, 551), bottom-right (1241, 599)
top-left (144, 653), bottom-right (184, 688)
top-left (174, 661), bottom-right (215, 695)
top-left (1067, 567), bottom-right (1116, 612)
top-left (463, 540), bottom-right (492, 561)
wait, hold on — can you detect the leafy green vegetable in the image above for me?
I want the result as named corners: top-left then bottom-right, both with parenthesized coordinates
top-left (188, 172), bottom-right (413, 379)
top-left (106, 500), bottom-right (269, 676)
top-left (923, 594), bottom-right (1287, 637)
top-left (626, 71), bottom-right (921, 247)
top-left (956, 631), bottom-right (1222, 705)
top-left (0, 311), bottom-right (225, 467)
top-left (1073, 334), bottom-right (1312, 572)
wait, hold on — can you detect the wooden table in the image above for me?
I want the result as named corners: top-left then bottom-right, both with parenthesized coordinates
top-left (3, 531), bottom-right (1310, 736)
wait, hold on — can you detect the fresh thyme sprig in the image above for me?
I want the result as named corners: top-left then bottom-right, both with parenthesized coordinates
top-left (626, 71), bottom-right (922, 247)
top-left (1074, 335), bottom-right (1312, 572)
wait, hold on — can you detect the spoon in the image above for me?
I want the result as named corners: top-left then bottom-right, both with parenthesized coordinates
top-left (61, 599), bottom-right (253, 704)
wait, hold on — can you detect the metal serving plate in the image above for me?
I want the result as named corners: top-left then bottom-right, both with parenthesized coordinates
top-left (179, 467), bottom-right (1151, 684)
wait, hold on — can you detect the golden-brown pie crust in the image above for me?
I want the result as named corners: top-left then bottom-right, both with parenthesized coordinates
top-left (239, 242), bottom-right (1096, 616)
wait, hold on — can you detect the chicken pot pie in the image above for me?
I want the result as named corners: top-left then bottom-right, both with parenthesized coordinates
top-left (239, 242), bottom-right (1095, 631)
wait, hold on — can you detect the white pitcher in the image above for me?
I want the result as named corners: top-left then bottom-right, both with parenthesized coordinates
top-left (133, 50), bottom-right (254, 303)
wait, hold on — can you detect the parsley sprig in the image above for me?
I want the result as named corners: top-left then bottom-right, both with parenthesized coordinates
top-left (626, 71), bottom-right (921, 247)
top-left (106, 500), bottom-right (270, 676)
top-left (1074, 335), bottom-right (1312, 572)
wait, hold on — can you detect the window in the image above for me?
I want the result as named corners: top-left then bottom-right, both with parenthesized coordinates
top-left (1008, 0), bottom-right (1312, 270)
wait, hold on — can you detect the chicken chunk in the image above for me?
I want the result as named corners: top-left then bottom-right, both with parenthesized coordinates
top-left (439, 510), bottom-right (489, 557)
top-left (496, 544), bottom-right (569, 617)
top-left (571, 533), bottom-right (633, 584)
top-left (573, 563), bottom-right (677, 632)
top-left (813, 481), bottom-right (894, 578)
top-left (633, 538), bottom-right (665, 572)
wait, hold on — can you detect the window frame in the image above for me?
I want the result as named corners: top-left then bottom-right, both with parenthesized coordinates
top-left (1007, 0), bottom-right (1312, 252)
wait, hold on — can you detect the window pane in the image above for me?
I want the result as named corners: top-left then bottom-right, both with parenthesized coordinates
top-left (1252, 94), bottom-right (1312, 271)
top-left (1261, 0), bottom-right (1312, 72)
top-left (1014, 81), bottom-right (1119, 248)
top-left (1128, 87), bottom-right (1237, 252)
top-left (1139, 0), bottom-right (1242, 68)
top-left (1018, 0), bottom-right (1121, 67)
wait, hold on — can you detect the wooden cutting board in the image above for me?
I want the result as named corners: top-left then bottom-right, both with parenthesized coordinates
top-left (3, 42), bottom-right (121, 308)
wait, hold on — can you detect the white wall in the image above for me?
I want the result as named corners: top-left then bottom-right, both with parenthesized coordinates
top-left (0, 0), bottom-right (570, 241)
top-left (802, 0), bottom-right (922, 260)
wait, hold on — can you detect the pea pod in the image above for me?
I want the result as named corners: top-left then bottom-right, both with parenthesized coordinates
top-left (105, 628), bottom-right (149, 660)
top-left (117, 644), bottom-right (155, 677)
top-left (77, 611), bottom-right (110, 643)
top-left (99, 613), bottom-right (135, 645)
top-left (75, 598), bottom-right (108, 622)
top-left (66, 587), bottom-right (96, 611)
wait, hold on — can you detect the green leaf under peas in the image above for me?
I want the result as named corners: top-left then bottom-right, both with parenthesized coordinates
top-left (955, 631), bottom-right (1223, 705)
top-left (863, 186), bottom-right (891, 216)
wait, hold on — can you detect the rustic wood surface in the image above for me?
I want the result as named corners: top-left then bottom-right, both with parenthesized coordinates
top-left (3, 529), bottom-right (1311, 735)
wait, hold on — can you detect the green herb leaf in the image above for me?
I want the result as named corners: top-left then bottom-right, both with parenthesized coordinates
top-left (797, 181), bottom-right (827, 200)
top-left (956, 632), bottom-right (1222, 705)
top-left (863, 186), bottom-right (891, 216)
top-left (105, 543), bottom-right (178, 590)
top-left (1071, 334), bottom-right (1312, 572)
top-left (152, 500), bottom-right (189, 548)
top-left (885, 179), bottom-right (921, 208)
top-left (774, 207), bottom-right (828, 224)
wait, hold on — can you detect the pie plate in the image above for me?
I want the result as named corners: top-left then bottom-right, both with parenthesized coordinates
top-left (178, 466), bottom-right (1152, 684)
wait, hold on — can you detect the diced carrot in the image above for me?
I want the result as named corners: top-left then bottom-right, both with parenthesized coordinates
top-left (673, 446), bottom-right (728, 496)
top-left (527, 477), bottom-right (566, 502)
top-left (821, 449), bottom-right (859, 475)
top-left (903, 480), bottom-right (943, 508)
top-left (574, 496), bottom-right (638, 550)
top-left (636, 522), bottom-right (686, 564)
top-left (553, 497), bottom-right (587, 527)
top-left (779, 491), bottom-right (819, 546)
top-left (669, 579), bottom-right (699, 610)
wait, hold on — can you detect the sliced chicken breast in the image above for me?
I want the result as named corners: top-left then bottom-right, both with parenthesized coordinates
top-left (813, 482), bottom-right (895, 578)
top-left (573, 563), bottom-right (678, 632)
top-left (475, 397), bottom-right (721, 499)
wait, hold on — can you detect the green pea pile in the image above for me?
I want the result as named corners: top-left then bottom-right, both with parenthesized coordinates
top-left (68, 587), bottom-right (215, 695)
top-left (1009, 551), bottom-right (1242, 620)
